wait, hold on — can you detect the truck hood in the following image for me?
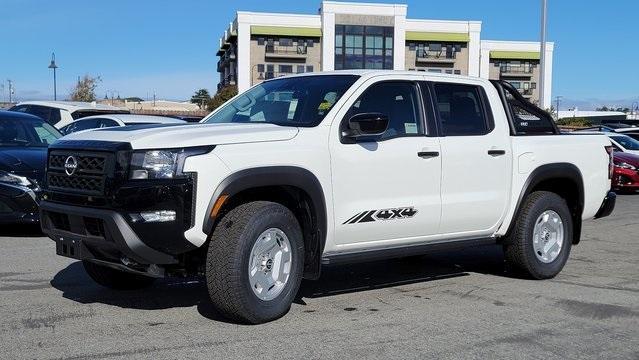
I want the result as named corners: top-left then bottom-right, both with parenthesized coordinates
top-left (58, 123), bottom-right (299, 148)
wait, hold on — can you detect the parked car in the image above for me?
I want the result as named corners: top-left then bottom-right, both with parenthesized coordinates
top-left (612, 151), bottom-right (639, 192)
top-left (9, 101), bottom-right (129, 129)
top-left (40, 72), bottom-right (614, 324)
top-left (59, 114), bottom-right (187, 135)
top-left (572, 130), bottom-right (639, 156)
top-left (0, 110), bottom-right (61, 223)
top-left (578, 125), bottom-right (639, 141)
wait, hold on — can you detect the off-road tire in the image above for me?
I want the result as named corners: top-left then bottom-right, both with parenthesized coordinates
top-left (82, 260), bottom-right (156, 290)
top-left (504, 191), bottom-right (573, 279)
top-left (206, 201), bottom-right (304, 324)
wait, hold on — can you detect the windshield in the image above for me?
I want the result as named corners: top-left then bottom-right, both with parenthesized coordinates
top-left (610, 135), bottom-right (639, 150)
top-left (0, 117), bottom-right (61, 147)
top-left (202, 75), bottom-right (359, 127)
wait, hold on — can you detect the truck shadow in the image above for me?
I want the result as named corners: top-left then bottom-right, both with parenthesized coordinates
top-left (50, 244), bottom-right (508, 323)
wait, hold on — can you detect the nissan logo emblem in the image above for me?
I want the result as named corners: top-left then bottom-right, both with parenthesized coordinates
top-left (64, 156), bottom-right (78, 176)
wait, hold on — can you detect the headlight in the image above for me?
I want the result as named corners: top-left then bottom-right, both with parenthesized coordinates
top-left (0, 170), bottom-right (32, 187)
top-left (129, 147), bottom-right (214, 180)
top-left (615, 162), bottom-right (637, 171)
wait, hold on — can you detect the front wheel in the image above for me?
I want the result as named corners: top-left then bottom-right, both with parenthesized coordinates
top-left (504, 191), bottom-right (573, 279)
top-left (205, 201), bottom-right (304, 324)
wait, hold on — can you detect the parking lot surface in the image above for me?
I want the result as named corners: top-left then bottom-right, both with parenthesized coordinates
top-left (0, 195), bottom-right (637, 359)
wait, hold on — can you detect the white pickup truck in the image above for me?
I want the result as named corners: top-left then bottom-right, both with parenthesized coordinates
top-left (40, 71), bottom-right (616, 324)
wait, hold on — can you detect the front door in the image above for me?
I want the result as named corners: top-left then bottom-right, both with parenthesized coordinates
top-left (330, 78), bottom-right (442, 248)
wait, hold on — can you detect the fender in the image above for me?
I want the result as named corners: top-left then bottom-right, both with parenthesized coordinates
top-left (506, 163), bottom-right (584, 244)
top-left (202, 166), bottom-right (327, 278)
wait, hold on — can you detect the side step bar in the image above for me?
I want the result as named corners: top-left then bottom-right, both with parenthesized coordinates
top-left (321, 237), bottom-right (497, 265)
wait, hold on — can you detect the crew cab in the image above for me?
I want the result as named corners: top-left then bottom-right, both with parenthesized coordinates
top-left (39, 71), bottom-right (615, 324)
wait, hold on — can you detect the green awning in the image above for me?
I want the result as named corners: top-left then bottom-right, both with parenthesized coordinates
top-left (405, 31), bottom-right (469, 42)
top-left (250, 26), bottom-right (321, 37)
top-left (490, 51), bottom-right (540, 60)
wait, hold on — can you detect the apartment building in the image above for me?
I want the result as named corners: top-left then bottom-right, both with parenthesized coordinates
top-left (216, 1), bottom-right (554, 107)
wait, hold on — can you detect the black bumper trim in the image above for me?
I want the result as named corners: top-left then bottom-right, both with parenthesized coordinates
top-left (40, 201), bottom-right (177, 264)
top-left (594, 191), bottom-right (616, 219)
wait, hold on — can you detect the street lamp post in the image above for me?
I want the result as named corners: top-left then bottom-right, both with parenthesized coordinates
top-left (48, 53), bottom-right (58, 101)
top-left (555, 95), bottom-right (562, 118)
top-left (539, 0), bottom-right (548, 109)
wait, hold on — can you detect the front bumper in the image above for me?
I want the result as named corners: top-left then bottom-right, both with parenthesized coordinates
top-left (594, 191), bottom-right (616, 219)
top-left (0, 184), bottom-right (40, 224)
top-left (40, 201), bottom-right (179, 265)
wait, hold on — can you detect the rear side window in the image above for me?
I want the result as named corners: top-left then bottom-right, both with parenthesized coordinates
top-left (433, 83), bottom-right (491, 136)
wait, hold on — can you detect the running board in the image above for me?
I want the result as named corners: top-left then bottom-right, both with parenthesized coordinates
top-left (321, 237), bottom-right (497, 265)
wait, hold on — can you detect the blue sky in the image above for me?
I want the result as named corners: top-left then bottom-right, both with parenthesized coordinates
top-left (1, 0), bottom-right (638, 109)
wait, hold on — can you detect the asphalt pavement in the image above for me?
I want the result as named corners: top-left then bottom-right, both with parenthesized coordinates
top-left (0, 195), bottom-right (637, 359)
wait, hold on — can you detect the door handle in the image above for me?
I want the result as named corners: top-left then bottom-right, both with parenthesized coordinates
top-left (488, 150), bottom-right (506, 156)
top-left (418, 151), bottom-right (440, 158)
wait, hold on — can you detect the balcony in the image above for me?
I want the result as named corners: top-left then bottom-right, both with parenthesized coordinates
top-left (518, 88), bottom-right (534, 97)
top-left (265, 45), bottom-right (308, 59)
top-left (500, 65), bottom-right (533, 77)
top-left (218, 74), bottom-right (236, 90)
top-left (251, 71), bottom-right (294, 85)
top-left (416, 49), bottom-right (456, 64)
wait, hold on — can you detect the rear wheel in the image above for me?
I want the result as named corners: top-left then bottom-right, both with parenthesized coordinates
top-left (504, 191), bottom-right (573, 279)
top-left (82, 260), bottom-right (156, 290)
top-left (205, 201), bottom-right (304, 324)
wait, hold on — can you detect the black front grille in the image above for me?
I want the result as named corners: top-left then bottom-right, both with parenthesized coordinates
top-left (47, 150), bottom-right (113, 195)
top-left (48, 174), bottom-right (104, 193)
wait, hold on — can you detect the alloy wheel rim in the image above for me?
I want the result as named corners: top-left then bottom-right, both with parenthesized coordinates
top-left (532, 210), bottom-right (564, 263)
top-left (248, 228), bottom-right (292, 301)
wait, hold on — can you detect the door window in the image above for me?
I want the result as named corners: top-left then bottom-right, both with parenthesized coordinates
top-left (346, 82), bottom-right (423, 140)
top-left (434, 83), bottom-right (491, 136)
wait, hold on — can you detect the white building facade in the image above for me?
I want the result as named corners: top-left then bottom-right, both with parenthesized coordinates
top-left (217, 1), bottom-right (554, 108)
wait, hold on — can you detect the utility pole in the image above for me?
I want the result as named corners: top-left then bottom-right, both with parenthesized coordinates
top-left (153, 91), bottom-right (156, 107)
top-left (1, 83), bottom-right (4, 103)
top-left (48, 52), bottom-right (58, 100)
top-left (539, 0), bottom-right (548, 109)
top-left (7, 79), bottom-right (13, 104)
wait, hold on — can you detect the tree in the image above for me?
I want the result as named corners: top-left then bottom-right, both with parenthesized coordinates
top-left (596, 106), bottom-right (610, 111)
top-left (70, 75), bottom-right (101, 102)
top-left (190, 89), bottom-right (211, 109)
top-left (207, 85), bottom-right (238, 111)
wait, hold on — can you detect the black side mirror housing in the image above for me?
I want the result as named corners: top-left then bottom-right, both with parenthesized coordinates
top-left (342, 112), bottom-right (389, 140)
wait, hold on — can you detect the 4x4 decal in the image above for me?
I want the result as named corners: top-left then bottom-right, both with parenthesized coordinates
top-left (343, 207), bottom-right (418, 225)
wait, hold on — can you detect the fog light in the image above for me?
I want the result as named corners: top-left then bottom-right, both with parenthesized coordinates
top-left (130, 210), bottom-right (176, 223)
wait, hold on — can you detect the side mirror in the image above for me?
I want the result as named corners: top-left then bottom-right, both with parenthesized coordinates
top-left (342, 112), bottom-right (389, 140)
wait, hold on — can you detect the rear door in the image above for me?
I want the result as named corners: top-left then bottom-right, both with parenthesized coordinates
top-left (430, 80), bottom-right (512, 236)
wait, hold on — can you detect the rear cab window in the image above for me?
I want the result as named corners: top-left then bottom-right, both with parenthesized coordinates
top-left (432, 83), bottom-right (493, 136)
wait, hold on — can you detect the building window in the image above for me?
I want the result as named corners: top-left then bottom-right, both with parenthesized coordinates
top-left (306, 65), bottom-right (314, 72)
top-left (266, 64), bottom-right (274, 79)
top-left (279, 38), bottom-right (293, 46)
top-left (296, 65), bottom-right (305, 74)
top-left (454, 70), bottom-right (461, 75)
top-left (257, 64), bottom-right (264, 73)
top-left (334, 24), bottom-right (393, 70)
top-left (257, 37), bottom-right (265, 45)
top-left (306, 39), bottom-right (314, 47)
top-left (279, 65), bottom-right (293, 74)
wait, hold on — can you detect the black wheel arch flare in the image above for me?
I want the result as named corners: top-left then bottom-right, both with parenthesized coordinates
top-left (506, 162), bottom-right (585, 244)
top-left (202, 166), bottom-right (327, 279)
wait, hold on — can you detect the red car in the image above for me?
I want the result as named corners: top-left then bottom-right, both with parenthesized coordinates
top-left (613, 151), bottom-right (639, 191)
